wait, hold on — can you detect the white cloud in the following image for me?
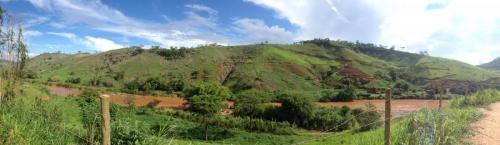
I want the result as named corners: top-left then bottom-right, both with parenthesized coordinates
top-left (47, 32), bottom-right (77, 40)
top-left (246, 0), bottom-right (500, 65)
top-left (245, 0), bottom-right (380, 42)
top-left (28, 0), bottom-right (229, 47)
top-left (84, 36), bottom-right (123, 51)
top-left (46, 31), bottom-right (123, 51)
top-left (233, 18), bottom-right (294, 43)
top-left (48, 22), bottom-right (66, 28)
top-left (24, 30), bottom-right (43, 37)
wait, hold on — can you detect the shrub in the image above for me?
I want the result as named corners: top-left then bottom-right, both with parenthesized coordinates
top-left (167, 80), bottom-right (185, 92)
top-left (111, 121), bottom-right (147, 145)
top-left (233, 89), bottom-right (270, 118)
top-left (113, 71), bottom-right (125, 81)
top-left (335, 85), bottom-right (357, 101)
top-left (150, 47), bottom-right (191, 60)
top-left (47, 76), bottom-right (60, 82)
top-left (23, 70), bottom-right (38, 79)
top-left (65, 77), bottom-right (81, 84)
top-left (319, 89), bottom-right (336, 102)
top-left (183, 82), bottom-right (231, 99)
top-left (352, 103), bottom-right (381, 131)
top-left (279, 93), bottom-right (316, 126)
top-left (123, 79), bottom-right (142, 93)
top-left (308, 106), bottom-right (357, 131)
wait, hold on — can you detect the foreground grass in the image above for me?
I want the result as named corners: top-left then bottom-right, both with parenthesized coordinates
top-left (303, 89), bottom-right (500, 145)
top-left (1, 84), bottom-right (498, 145)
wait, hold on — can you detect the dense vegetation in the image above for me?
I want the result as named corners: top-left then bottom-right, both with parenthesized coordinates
top-left (24, 39), bottom-right (500, 100)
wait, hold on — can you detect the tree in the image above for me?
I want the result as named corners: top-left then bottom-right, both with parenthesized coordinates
top-left (233, 89), bottom-right (269, 118)
top-left (279, 93), bottom-right (316, 126)
top-left (183, 83), bottom-right (231, 140)
top-left (183, 82), bottom-right (231, 99)
top-left (0, 7), bottom-right (29, 102)
top-left (335, 85), bottom-right (357, 101)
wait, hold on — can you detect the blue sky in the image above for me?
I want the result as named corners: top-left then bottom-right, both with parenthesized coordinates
top-left (2, 0), bottom-right (500, 65)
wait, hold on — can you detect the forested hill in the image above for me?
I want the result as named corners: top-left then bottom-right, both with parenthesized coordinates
top-left (25, 39), bottom-right (500, 97)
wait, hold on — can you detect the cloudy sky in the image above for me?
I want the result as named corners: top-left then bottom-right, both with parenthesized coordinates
top-left (2, 0), bottom-right (500, 65)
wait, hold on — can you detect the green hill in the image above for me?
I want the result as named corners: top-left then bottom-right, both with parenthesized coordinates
top-left (479, 57), bottom-right (500, 70)
top-left (25, 40), bottom-right (500, 97)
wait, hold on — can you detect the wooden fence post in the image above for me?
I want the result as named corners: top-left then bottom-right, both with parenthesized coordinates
top-left (100, 94), bottom-right (111, 145)
top-left (384, 88), bottom-right (391, 145)
top-left (438, 89), bottom-right (443, 109)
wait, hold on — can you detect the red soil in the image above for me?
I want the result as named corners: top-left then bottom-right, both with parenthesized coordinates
top-left (47, 86), bottom-right (81, 96)
top-left (42, 95), bottom-right (50, 101)
top-left (468, 102), bottom-right (500, 145)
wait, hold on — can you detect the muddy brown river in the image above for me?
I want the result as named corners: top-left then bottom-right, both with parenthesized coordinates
top-left (47, 85), bottom-right (447, 117)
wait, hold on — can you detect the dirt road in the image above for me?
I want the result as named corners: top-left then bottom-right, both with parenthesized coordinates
top-left (469, 102), bottom-right (500, 145)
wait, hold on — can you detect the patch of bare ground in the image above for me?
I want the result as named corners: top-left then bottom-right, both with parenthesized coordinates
top-left (468, 102), bottom-right (500, 145)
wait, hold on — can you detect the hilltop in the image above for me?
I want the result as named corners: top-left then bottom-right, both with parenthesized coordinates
top-left (25, 39), bottom-right (500, 97)
top-left (479, 57), bottom-right (500, 70)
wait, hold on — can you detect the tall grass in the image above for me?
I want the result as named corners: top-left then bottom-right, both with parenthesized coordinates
top-left (0, 84), bottom-right (80, 144)
top-left (307, 89), bottom-right (500, 145)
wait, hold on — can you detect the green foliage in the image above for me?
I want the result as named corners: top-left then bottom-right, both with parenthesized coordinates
top-left (318, 89), bottom-right (336, 102)
top-left (123, 77), bottom-right (186, 94)
top-left (450, 89), bottom-right (500, 108)
top-left (188, 94), bottom-right (226, 115)
top-left (113, 71), bottom-right (125, 81)
top-left (183, 82), bottom-right (231, 99)
top-left (352, 103), bottom-right (381, 131)
top-left (393, 108), bottom-right (480, 145)
top-left (22, 70), bottom-right (38, 79)
top-left (307, 106), bottom-right (357, 131)
top-left (0, 85), bottom-right (76, 144)
top-left (149, 46), bottom-right (192, 60)
top-left (65, 77), bottom-right (81, 84)
top-left (159, 109), bottom-right (296, 135)
top-left (334, 85), bottom-right (357, 101)
top-left (233, 89), bottom-right (270, 118)
top-left (279, 93), bottom-right (316, 126)
top-left (112, 121), bottom-right (147, 145)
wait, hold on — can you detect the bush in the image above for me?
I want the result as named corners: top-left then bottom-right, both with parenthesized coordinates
top-left (307, 106), bottom-right (357, 131)
top-left (113, 71), bottom-right (125, 81)
top-left (319, 89), bottom-right (336, 102)
top-left (233, 89), bottom-right (270, 118)
top-left (450, 89), bottom-right (500, 107)
top-left (123, 79), bottom-right (141, 93)
top-left (279, 93), bottom-right (316, 126)
top-left (352, 103), bottom-right (381, 131)
top-left (65, 77), bottom-right (81, 84)
top-left (112, 121), bottom-right (147, 145)
top-left (158, 110), bottom-right (295, 135)
top-left (183, 82), bottom-right (231, 99)
top-left (150, 47), bottom-right (191, 60)
top-left (23, 70), bottom-right (38, 79)
top-left (47, 76), bottom-right (60, 82)
top-left (335, 85), bottom-right (357, 101)
top-left (167, 80), bottom-right (185, 92)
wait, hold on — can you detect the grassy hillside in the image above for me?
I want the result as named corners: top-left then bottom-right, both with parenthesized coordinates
top-left (25, 40), bottom-right (500, 96)
top-left (479, 57), bottom-right (500, 70)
